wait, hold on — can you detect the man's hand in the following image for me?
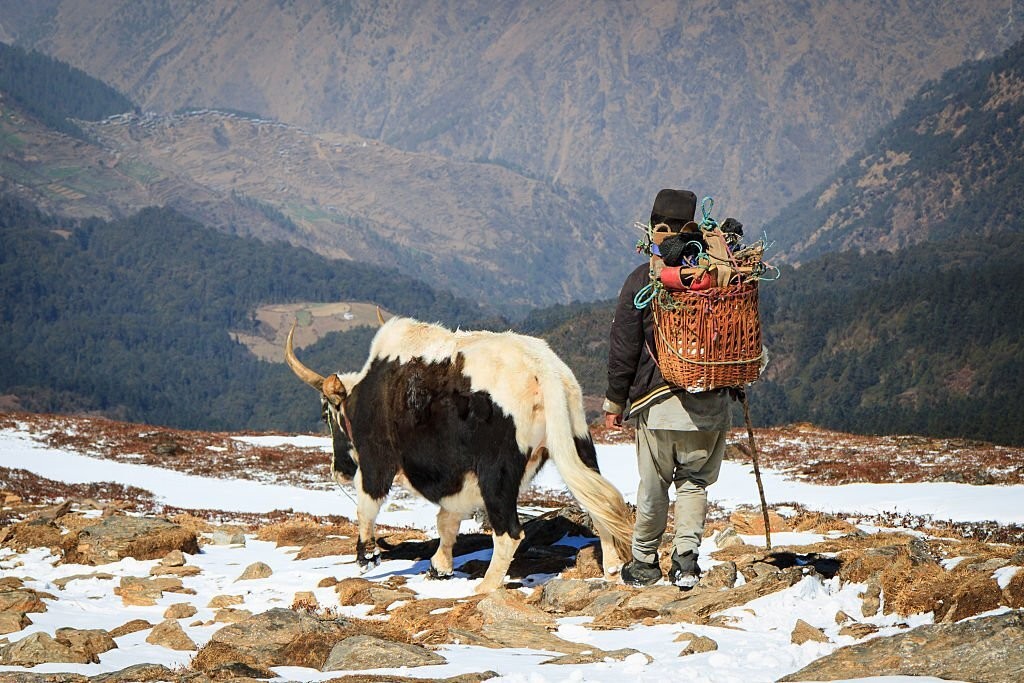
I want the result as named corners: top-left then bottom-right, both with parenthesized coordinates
top-left (604, 412), bottom-right (623, 430)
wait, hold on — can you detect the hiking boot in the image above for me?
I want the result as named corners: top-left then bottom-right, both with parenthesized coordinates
top-left (669, 549), bottom-right (700, 590)
top-left (621, 558), bottom-right (662, 587)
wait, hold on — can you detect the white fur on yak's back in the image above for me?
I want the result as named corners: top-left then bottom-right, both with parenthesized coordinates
top-left (365, 317), bottom-right (589, 445)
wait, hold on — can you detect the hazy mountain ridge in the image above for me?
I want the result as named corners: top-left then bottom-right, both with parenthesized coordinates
top-left (3, 0), bottom-right (1022, 228)
top-left (769, 35), bottom-right (1024, 262)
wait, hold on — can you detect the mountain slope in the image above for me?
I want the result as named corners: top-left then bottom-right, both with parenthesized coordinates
top-left (0, 196), bottom-right (484, 431)
top-left (3, 0), bottom-right (1021, 227)
top-left (769, 36), bottom-right (1024, 262)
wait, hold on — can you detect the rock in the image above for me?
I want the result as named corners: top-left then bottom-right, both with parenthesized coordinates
top-left (620, 585), bottom-right (688, 619)
top-left (0, 577), bottom-right (23, 590)
top-left (678, 633), bottom-right (718, 656)
top-left (321, 634), bottom-right (446, 671)
top-left (148, 563), bottom-right (201, 577)
top-left (145, 619), bottom-right (197, 651)
top-left (52, 572), bottom-right (117, 590)
top-left (69, 516), bottom-right (199, 565)
top-left (90, 663), bottom-right (178, 682)
top-left (0, 611), bottom-right (30, 634)
top-left (781, 611), bottom-right (1024, 683)
top-left (54, 628), bottom-right (116, 663)
top-left (163, 602), bottom-right (197, 619)
top-left (317, 576), bottom-right (338, 588)
top-left (214, 607), bottom-right (253, 623)
top-left (209, 529), bottom-right (246, 546)
top-left (860, 581), bottom-right (881, 618)
top-left (192, 607), bottom-right (352, 671)
top-left (114, 576), bottom-right (192, 606)
top-left (476, 588), bottom-right (555, 627)
top-left (661, 567), bottom-right (803, 625)
top-left (542, 648), bottom-right (648, 665)
top-left (160, 549), bottom-right (186, 567)
top-left (571, 544), bottom-right (605, 579)
top-left (537, 578), bottom-right (609, 613)
top-left (834, 610), bottom-right (854, 625)
top-left (207, 594), bottom-right (244, 608)
top-left (729, 510), bottom-right (790, 535)
top-left (710, 526), bottom-right (748, 549)
top-left (0, 589), bottom-right (47, 614)
top-left (700, 561), bottom-right (738, 589)
top-left (235, 561), bottom-right (273, 581)
top-left (108, 619), bottom-right (153, 638)
top-left (838, 622), bottom-right (879, 639)
top-left (0, 631), bottom-right (89, 665)
top-left (200, 662), bottom-right (278, 679)
top-left (791, 619), bottom-right (830, 644)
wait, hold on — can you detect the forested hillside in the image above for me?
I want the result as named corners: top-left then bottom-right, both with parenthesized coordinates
top-left (769, 36), bottom-right (1024, 262)
top-left (0, 42), bottom-right (134, 138)
top-left (0, 196), bottom-right (484, 431)
top-left (532, 235), bottom-right (1024, 446)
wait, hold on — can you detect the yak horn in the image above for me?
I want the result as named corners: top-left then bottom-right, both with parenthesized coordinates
top-left (284, 323), bottom-right (325, 391)
top-left (376, 307), bottom-right (386, 326)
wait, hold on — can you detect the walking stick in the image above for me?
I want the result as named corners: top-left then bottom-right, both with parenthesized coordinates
top-left (741, 392), bottom-right (772, 550)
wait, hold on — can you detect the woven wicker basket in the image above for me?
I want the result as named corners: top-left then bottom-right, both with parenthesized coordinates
top-left (652, 281), bottom-right (763, 391)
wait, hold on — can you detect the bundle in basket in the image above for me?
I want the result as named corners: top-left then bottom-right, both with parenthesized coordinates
top-left (652, 280), bottom-right (762, 392)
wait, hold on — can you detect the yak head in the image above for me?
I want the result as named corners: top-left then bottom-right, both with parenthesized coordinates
top-left (284, 324), bottom-right (359, 482)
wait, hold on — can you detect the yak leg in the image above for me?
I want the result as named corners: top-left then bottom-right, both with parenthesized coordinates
top-left (591, 516), bottom-right (623, 576)
top-left (354, 473), bottom-right (384, 572)
top-left (429, 507), bottom-right (464, 579)
top-left (475, 531), bottom-right (523, 594)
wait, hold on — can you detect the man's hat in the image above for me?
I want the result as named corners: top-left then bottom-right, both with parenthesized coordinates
top-left (650, 189), bottom-right (697, 229)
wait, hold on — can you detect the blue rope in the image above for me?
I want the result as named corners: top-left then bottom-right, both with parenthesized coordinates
top-left (699, 196), bottom-right (718, 231)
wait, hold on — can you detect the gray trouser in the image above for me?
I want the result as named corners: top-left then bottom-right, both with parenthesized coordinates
top-left (632, 415), bottom-right (726, 563)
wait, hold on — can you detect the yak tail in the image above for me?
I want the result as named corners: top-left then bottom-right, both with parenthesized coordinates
top-left (540, 370), bottom-right (634, 567)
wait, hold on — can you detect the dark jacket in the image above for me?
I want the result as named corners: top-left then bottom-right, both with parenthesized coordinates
top-left (605, 263), bottom-right (670, 419)
top-left (605, 262), bottom-right (728, 422)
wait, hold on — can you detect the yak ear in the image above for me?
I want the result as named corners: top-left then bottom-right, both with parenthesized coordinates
top-left (322, 374), bottom-right (348, 406)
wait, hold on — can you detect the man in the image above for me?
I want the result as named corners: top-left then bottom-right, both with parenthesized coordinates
top-left (604, 188), bottom-right (731, 588)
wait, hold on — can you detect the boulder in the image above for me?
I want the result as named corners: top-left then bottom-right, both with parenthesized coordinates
top-left (0, 589), bottom-right (48, 614)
top-left (90, 663), bottom-right (178, 682)
top-left (114, 576), bottom-right (192, 606)
top-left (207, 594), bottom-right (245, 608)
top-left (145, 619), bottom-right (197, 651)
top-left (677, 633), bottom-right (718, 656)
top-left (69, 516), bottom-right (199, 565)
top-left (476, 588), bottom-right (555, 627)
top-left (660, 567), bottom-right (803, 625)
top-left (321, 634), bottom-right (446, 671)
top-left (236, 561), bottom-right (273, 581)
top-left (700, 561), bottom-right (738, 589)
top-left (214, 607), bottom-right (253, 623)
top-left (159, 549), bottom-right (186, 567)
top-left (537, 578), bottom-right (609, 613)
top-left (0, 611), bottom-right (30, 635)
top-left (163, 602), bottom-right (198, 619)
top-left (780, 611), bottom-right (1024, 683)
top-left (54, 627), bottom-right (117, 663)
top-left (729, 510), bottom-right (790, 534)
top-left (791, 619), bottom-right (829, 644)
top-left (108, 619), bottom-right (153, 638)
top-left (0, 632), bottom-right (89, 665)
top-left (192, 607), bottom-right (352, 672)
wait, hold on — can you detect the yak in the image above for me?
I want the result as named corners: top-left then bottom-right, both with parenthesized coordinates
top-left (285, 315), bottom-right (633, 593)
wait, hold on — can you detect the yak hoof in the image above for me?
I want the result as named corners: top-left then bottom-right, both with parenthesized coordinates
top-left (357, 551), bottom-right (381, 573)
top-left (427, 564), bottom-right (454, 580)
